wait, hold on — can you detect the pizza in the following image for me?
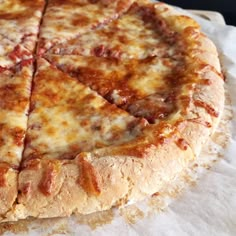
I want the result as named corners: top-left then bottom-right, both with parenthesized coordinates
top-left (0, 0), bottom-right (224, 222)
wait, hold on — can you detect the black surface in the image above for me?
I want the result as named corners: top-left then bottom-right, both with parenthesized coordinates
top-left (161, 0), bottom-right (236, 26)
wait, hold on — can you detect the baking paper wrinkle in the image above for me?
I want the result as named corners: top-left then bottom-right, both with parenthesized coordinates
top-left (1, 8), bottom-right (236, 236)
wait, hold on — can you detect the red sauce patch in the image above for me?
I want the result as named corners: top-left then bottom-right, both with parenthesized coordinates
top-left (20, 58), bottom-right (33, 68)
top-left (0, 66), bottom-right (7, 73)
top-left (8, 45), bottom-right (31, 61)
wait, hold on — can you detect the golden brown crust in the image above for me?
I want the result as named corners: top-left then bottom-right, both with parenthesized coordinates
top-left (12, 133), bottom-right (194, 220)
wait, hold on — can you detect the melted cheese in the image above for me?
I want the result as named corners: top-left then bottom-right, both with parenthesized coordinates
top-left (38, 0), bottom-right (134, 52)
top-left (0, 0), bottom-right (44, 67)
top-left (23, 59), bottom-right (147, 161)
top-left (46, 54), bottom-right (178, 104)
top-left (0, 64), bottom-right (33, 166)
top-left (48, 2), bottom-right (177, 59)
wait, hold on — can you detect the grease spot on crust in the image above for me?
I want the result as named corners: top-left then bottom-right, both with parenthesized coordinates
top-left (119, 205), bottom-right (144, 224)
top-left (76, 209), bottom-right (114, 230)
top-left (0, 219), bottom-right (30, 235)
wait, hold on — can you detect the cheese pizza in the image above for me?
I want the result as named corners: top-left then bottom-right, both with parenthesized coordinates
top-left (0, 0), bottom-right (224, 222)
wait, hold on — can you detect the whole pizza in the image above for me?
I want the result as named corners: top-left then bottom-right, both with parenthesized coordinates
top-left (0, 0), bottom-right (224, 222)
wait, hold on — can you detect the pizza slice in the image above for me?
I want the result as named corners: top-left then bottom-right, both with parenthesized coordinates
top-left (10, 58), bottom-right (149, 220)
top-left (0, 0), bottom-right (45, 68)
top-left (0, 61), bottom-right (33, 220)
top-left (37, 0), bottom-right (134, 55)
top-left (22, 58), bottom-right (147, 163)
top-left (47, 1), bottom-right (178, 59)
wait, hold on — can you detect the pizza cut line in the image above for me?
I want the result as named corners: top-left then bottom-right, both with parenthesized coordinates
top-left (0, 0), bottom-right (224, 222)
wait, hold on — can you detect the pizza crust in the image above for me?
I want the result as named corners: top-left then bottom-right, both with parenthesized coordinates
top-left (11, 133), bottom-right (194, 220)
top-left (0, 168), bottom-right (18, 222)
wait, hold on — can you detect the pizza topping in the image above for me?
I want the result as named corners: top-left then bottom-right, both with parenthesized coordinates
top-left (77, 155), bottom-right (100, 196)
top-left (0, 63), bottom-right (32, 167)
top-left (38, 0), bottom-right (134, 53)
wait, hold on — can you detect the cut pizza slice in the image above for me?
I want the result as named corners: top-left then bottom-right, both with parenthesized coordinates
top-left (22, 58), bottom-right (147, 164)
top-left (0, 61), bottom-right (33, 220)
top-left (47, 1), bottom-right (179, 59)
top-left (37, 0), bottom-right (134, 55)
top-left (0, 0), bottom-right (45, 68)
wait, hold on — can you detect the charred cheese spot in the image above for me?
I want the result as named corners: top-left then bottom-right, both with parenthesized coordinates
top-left (0, 84), bottom-right (28, 112)
top-left (71, 14), bottom-right (90, 26)
top-left (10, 127), bottom-right (25, 146)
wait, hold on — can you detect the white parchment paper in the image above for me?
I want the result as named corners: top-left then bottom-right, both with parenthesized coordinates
top-left (1, 8), bottom-right (236, 236)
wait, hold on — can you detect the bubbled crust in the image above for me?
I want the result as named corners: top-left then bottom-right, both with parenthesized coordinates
top-left (0, 167), bottom-right (18, 221)
top-left (12, 131), bottom-right (194, 220)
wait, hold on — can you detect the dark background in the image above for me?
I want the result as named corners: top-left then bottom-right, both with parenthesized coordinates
top-left (162, 0), bottom-right (236, 26)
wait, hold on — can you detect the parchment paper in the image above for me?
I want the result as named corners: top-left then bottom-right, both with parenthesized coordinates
top-left (1, 7), bottom-right (236, 236)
